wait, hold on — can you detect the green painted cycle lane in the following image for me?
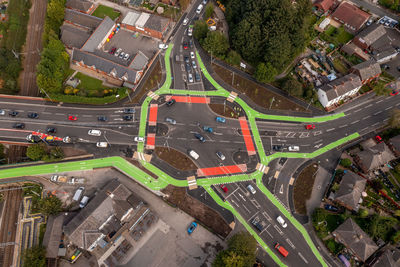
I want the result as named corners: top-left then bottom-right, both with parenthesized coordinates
top-left (203, 185), bottom-right (287, 267)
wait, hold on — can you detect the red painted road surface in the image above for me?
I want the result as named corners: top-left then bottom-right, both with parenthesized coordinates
top-left (171, 96), bottom-right (210, 103)
top-left (148, 104), bottom-right (158, 126)
top-left (197, 164), bottom-right (247, 177)
top-left (146, 133), bottom-right (155, 149)
top-left (239, 117), bottom-right (256, 155)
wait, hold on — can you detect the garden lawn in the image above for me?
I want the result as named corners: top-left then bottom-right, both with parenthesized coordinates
top-left (333, 58), bottom-right (348, 74)
top-left (92, 5), bottom-right (120, 20)
top-left (74, 72), bottom-right (110, 91)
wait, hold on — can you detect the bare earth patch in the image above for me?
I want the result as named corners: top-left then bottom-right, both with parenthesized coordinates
top-left (208, 103), bottom-right (240, 119)
top-left (293, 163), bottom-right (319, 215)
top-left (126, 158), bottom-right (158, 179)
top-left (212, 63), bottom-right (307, 112)
top-left (154, 147), bottom-right (197, 171)
top-left (162, 185), bottom-right (232, 238)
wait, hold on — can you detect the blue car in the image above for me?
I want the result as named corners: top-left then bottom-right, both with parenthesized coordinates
top-left (216, 116), bottom-right (226, 123)
top-left (187, 221), bottom-right (197, 234)
top-left (324, 204), bottom-right (338, 212)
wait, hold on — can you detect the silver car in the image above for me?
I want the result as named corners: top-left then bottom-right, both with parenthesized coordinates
top-left (165, 117), bottom-right (176, 125)
top-left (188, 73), bottom-right (194, 83)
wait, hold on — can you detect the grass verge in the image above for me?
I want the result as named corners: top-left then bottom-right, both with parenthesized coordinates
top-left (293, 163), bottom-right (319, 214)
top-left (91, 5), bottom-right (120, 20)
top-left (130, 60), bottom-right (161, 103)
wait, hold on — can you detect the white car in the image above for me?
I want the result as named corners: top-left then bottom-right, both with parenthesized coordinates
top-left (96, 142), bottom-right (108, 148)
top-left (188, 73), bottom-right (194, 83)
top-left (124, 53), bottom-right (130, 60)
top-left (88, 129), bottom-right (101, 136)
top-left (247, 184), bottom-right (256, 194)
top-left (277, 216), bottom-right (287, 228)
top-left (183, 18), bottom-right (189, 25)
top-left (0, 109), bottom-right (5, 115)
top-left (114, 48), bottom-right (122, 57)
top-left (134, 136), bottom-right (145, 142)
top-left (188, 27), bottom-right (193, 36)
top-left (288, 145), bottom-right (299, 152)
top-left (159, 43), bottom-right (168, 49)
top-left (190, 52), bottom-right (195, 59)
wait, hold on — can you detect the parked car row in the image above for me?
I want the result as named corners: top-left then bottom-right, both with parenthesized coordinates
top-left (109, 47), bottom-right (130, 60)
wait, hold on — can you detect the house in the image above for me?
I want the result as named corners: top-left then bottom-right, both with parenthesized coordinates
top-left (331, 2), bottom-right (370, 34)
top-left (341, 42), bottom-right (370, 61)
top-left (353, 24), bottom-right (387, 50)
top-left (81, 16), bottom-right (115, 53)
top-left (355, 142), bottom-right (395, 173)
top-left (121, 11), bottom-right (171, 40)
top-left (350, 60), bottom-right (381, 84)
top-left (317, 73), bottom-right (362, 109)
top-left (313, 0), bottom-right (335, 14)
top-left (161, 0), bottom-right (177, 5)
top-left (334, 171), bottom-right (366, 211)
top-left (366, 244), bottom-right (400, 267)
top-left (65, 0), bottom-right (95, 14)
top-left (64, 179), bottom-right (151, 264)
top-left (61, 24), bottom-right (92, 49)
top-left (389, 134), bottom-right (400, 157)
top-left (373, 48), bottom-right (398, 63)
top-left (71, 49), bottom-right (143, 87)
top-left (64, 8), bottom-right (102, 30)
top-left (333, 218), bottom-right (378, 262)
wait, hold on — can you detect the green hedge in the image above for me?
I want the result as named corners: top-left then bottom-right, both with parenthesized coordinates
top-left (49, 88), bottom-right (128, 104)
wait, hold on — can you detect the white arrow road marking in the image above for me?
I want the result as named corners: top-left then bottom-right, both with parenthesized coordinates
top-left (279, 184), bottom-right (283, 194)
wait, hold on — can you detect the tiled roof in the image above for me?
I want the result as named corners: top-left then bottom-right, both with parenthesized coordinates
top-left (129, 51), bottom-right (148, 70)
top-left (331, 2), bottom-right (370, 31)
top-left (333, 218), bottom-right (378, 262)
top-left (319, 73), bottom-right (362, 101)
top-left (334, 171), bottom-right (366, 211)
top-left (72, 49), bottom-right (138, 83)
top-left (61, 24), bottom-right (91, 49)
top-left (373, 47), bottom-right (397, 62)
top-left (351, 59), bottom-right (381, 81)
top-left (357, 142), bottom-right (395, 171)
top-left (144, 14), bottom-right (169, 33)
top-left (314, 0), bottom-right (334, 12)
top-left (369, 245), bottom-right (400, 267)
top-left (390, 135), bottom-right (400, 152)
top-left (64, 9), bottom-right (102, 30)
top-left (355, 24), bottom-right (387, 47)
top-left (81, 16), bottom-right (115, 52)
top-left (66, 0), bottom-right (93, 13)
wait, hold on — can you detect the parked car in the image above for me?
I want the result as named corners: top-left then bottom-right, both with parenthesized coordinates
top-left (272, 145), bottom-right (283, 151)
top-left (165, 117), bottom-right (176, 124)
top-left (190, 51), bottom-right (195, 59)
top-left (375, 135), bottom-right (383, 143)
top-left (119, 52), bottom-right (125, 59)
top-left (187, 221), bottom-right (197, 234)
top-left (196, 4), bottom-right (203, 14)
top-left (159, 43), bottom-right (168, 49)
top-left (194, 133), bottom-right (205, 142)
top-left (188, 73), bottom-right (194, 83)
top-left (251, 216), bottom-right (265, 231)
top-left (166, 99), bottom-right (176, 106)
top-left (114, 48), bottom-right (122, 57)
top-left (124, 53), bottom-right (130, 60)
top-left (324, 204), bottom-right (338, 212)
top-left (192, 60), bottom-right (197, 69)
top-left (195, 72), bottom-right (200, 82)
top-left (109, 47), bottom-right (116, 54)
top-left (0, 109), bottom-right (4, 116)
top-left (203, 126), bottom-right (213, 133)
top-left (47, 127), bottom-right (57, 133)
top-left (275, 243), bottom-right (289, 257)
top-left (220, 184), bottom-right (228, 193)
top-left (247, 184), bottom-right (256, 194)
top-left (216, 116), bottom-right (226, 123)
top-left (27, 112), bottom-right (39, 119)
top-left (123, 115), bottom-right (133, 121)
top-left (305, 124), bottom-right (315, 130)
top-left (134, 136), bottom-right (145, 142)
top-left (188, 26), bottom-right (193, 36)
top-left (9, 110), bottom-right (18, 116)
top-left (124, 108), bottom-right (135, 114)
top-left (288, 146), bottom-right (299, 152)
top-left (185, 63), bottom-right (191, 72)
top-left (216, 151), bottom-right (225, 160)
top-left (183, 18), bottom-right (189, 25)
top-left (79, 196), bottom-right (89, 208)
top-left (96, 142), bottom-right (108, 148)
top-left (184, 55), bottom-right (190, 63)
top-left (182, 42), bottom-right (188, 50)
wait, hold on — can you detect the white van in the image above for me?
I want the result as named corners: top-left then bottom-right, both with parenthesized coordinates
top-left (188, 149), bottom-right (199, 160)
top-left (79, 196), bottom-right (89, 208)
top-left (73, 187), bottom-right (84, 202)
top-left (247, 184), bottom-right (256, 194)
top-left (288, 146), bottom-right (300, 152)
top-left (277, 216), bottom-right (287, 228)
top-left (196, 4), bottom-right (203, 14)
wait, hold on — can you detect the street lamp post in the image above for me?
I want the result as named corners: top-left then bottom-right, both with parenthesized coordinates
top-left (40, 87), bottom-right (53, 102)
top-left (104, 131), bottom-right (111, 147)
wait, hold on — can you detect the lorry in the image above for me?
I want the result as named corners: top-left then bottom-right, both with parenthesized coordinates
top-left (50, 175), bottom-right (68, 183)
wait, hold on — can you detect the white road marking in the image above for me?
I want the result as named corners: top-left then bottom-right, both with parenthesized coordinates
top-left (262, 211), bottom-right (272, 222)
top-left (376, 99), bottom-right (384, 103)
top-left (372, 122), bottom-right (379, 126)
top-left (242, 204), bottom-right (251, 213)
top-left (363, 115), bottom-right (371, 119)
top-left (350, 120), bottom-right (360, 124)
top-left (251, 199), bottom-right (261, 209)
top-left (230, 199), bottom-right (239, 207)
top-left (373, 111), bottom-right (382, 115)
top-left (385, 106), bottom-right (392, 110)
top-left (326, 128), bottom-right (335, 132)
top-left (42, 112), bottom-right (51, 114)
top-left (298, 252), bottom-right (309, 264)
top-left (365, 104), bottom-right (373, 108)
top-left (314, 139), bottom-right (323, 144)
top-left (286, 238), bottom-right (296, 249)
top-left (354, 108), bottom-right (362, 113)
top-left (339, 124), bottom-right (348, 128)
top-left (274, 225), bottom-right (283, 235)
top-left (238, 193), bottom-right (246, 202)
top-left (55, 113), bottom-right (64, 115)
top-left (360, 127), bottom-right (368, 131)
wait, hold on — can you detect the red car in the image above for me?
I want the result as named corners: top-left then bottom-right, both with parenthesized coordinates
top-left (305, 124), bottom-right (315, 130)
top-left (68, 115), bottom-right (77, 121)
top-left (375, 135), bottom-right (383, 143)
top-left (220, 184), bottom-right (228, 193)
top-left (183, 42), bottom-right (188, 50)
top-left (109, 47), bottom-right (116, 54)
top-left (391, 90), bottom-right (399, 96)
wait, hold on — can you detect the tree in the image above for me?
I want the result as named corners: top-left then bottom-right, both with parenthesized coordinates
top-left (26, 144), bottom-right (47, 161)
top-left (178, 0), bottom-right (190, 10)
top-left (202, 31), bottom-right (229, 58)
top-left (193, 20), bottom-right (209, 41)
top-left (255, 62), bottom-right (277, 83)
top-left (281, 77), bottom-right (303, 97)
top-left (39, 196), bottom-right (62, 216)
top-left (226, 50), bottom-right (241, 66)
top-left (392, 230), bottom-right (400, 244)
top-left (339, 158), bottom-right (352, 168)
top-left (205, 3), bottom-right (214, 19)
top-left (394, 210), bottom-right (400, 218)
top-left (373, 81), bottom-right (391, 96)
top-left (389, 108), bottom-right (400, 128)
top-left (213, 232), bottom-right (257, 267)
top-left (23, 245), bottom-right (46, 267)
top-left (358, 208), bottom-right (369, 218)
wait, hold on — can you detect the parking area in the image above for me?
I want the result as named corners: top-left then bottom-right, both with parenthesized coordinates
top-left (103, 29), bottom-right (158, 63)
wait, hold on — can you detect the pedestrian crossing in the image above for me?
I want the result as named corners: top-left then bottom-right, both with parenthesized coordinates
top-left (147, 91), bottom-right (160, 100)
top-left (227, 91), bottom-right (238, 102)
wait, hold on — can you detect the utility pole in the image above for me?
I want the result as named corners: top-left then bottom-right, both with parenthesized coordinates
top-left (269, 97), bottom-right (275, 110)
top-left (231, 72), bottom-right (234, 86)
top-left (306, 98), bottom-right (313, 111)
top-left (40, 88), bottom-right (53, 102)
top-left (126, 88), bottom-right (132, 102)
top-left (104, 131), bottom-right (111, 147)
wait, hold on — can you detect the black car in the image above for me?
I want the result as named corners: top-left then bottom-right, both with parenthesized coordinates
top-left (123, 115), bottom-right (133, 121)
top-left (27, 112), bottom-right (39, 119)
top-left (184, 55), bottom-right (190, 63)
top-left (46, 127), bottom-right (57, 133)
top-left (195, 72), bottom-right (200, 82)
top-left (13, 123), bottom-right (25, 129)
top-left (166, 99), bottom-right (176, 107)
top-left (123, 108), bottom-right (135, 114)
top-left (194, 133), bottom-right (205, 143)
top-left (185, 63), bottom-right (191, 72)
top-left (189, 39), bottom-right (193, 48)
top-left (9, 111), bottom-right (19, 116)
top-left (98, 115), bottom-right (107, 122)
top-left (324, 204), bottom-right (338, 212)
top-left (272, 145), bottom-right (283, 151)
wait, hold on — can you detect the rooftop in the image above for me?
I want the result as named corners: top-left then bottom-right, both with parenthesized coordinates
top-left (331, 2), bottom-right (370, 32)
top-left (356, 142), bottom-right (395, 172)
top-left (65, 0), bottom-right (94, 13)
top-left (351, 59), bottom-right (381, 81)
top-left (64, 9), bottom-right (102, 30)
top-left (144, 14), bottom-right (170, 33)
top-left (129, 51), bottom-right (149, 70)
top-left (355, 24), bottom-right (387, 47)
top-left (81, 16), bottom-right (115, 52)
top-left (61, 24), bottom-right (92, 49)
top-left (334, 171), bottom-right (366, 211)
top-left (319, 73), bottom-right (362, 101)
top-left (121, 11), bottom-right (141, 26)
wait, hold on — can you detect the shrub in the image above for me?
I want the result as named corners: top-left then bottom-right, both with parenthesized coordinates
top-left (339, 158), bottom-right (352, 168)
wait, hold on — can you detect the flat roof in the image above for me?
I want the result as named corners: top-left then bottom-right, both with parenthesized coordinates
top-left (136, 12), bottom-right (150, 28)
top-left (121, 11), bottom-right (141, 26)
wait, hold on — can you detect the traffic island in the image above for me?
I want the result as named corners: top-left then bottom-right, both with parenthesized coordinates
top-left (154, 147), bottom-right (197, 171)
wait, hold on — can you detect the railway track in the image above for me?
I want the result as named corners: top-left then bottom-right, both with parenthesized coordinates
top-left (0, 187), bottom-right (23, 267)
